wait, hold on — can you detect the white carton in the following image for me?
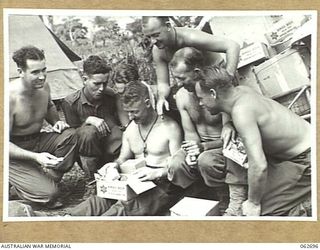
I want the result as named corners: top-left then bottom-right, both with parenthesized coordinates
top-left (170, 197), bottom-right (220, 216)
top-left (95, 158), bottom-right (156, 201)
top-left (237, 42), bottom-right (269, 69)
top-left (95, 173), bottom-right (156, 201)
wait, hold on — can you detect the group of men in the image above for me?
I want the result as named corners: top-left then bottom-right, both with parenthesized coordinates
top-left (9, 16), bottom-right (311, 217)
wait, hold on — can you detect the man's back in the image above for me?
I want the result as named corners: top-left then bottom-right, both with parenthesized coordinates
top-left (232, 86), bottom-right (310, 160)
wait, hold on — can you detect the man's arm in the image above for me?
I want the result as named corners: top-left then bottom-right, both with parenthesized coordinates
top-left (232, 106), bottom-right (268, 208)
top-left (176, 94), bottom-right (200, 142)
top-left (61, 99), bottom-right (82, 128)
top-left (183, 29), bottom-right (240, 76)
top-left (45, 97), bottom-right (60, 126)
top-left (153, 48), bottom-right (171, 115)
top-left (221, 112), bottom-right (236, 148)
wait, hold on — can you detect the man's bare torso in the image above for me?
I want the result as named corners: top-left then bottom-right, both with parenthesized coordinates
top-left (176, 87), bottom-right (222, 140)
top-left (233, 86), bottom-right (310, 159)
top-left (10, 78), bottom-right (50, 136)
top-left (125, 117), bottom-right (176, 167)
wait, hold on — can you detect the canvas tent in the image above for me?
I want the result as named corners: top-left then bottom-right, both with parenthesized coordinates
top-left (9, 15), bottom-right (84, 100)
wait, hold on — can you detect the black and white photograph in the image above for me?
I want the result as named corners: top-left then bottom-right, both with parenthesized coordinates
top-left (3, 9), bottom-right (317, 221)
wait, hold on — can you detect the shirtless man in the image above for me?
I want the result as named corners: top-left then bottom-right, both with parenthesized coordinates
top-left (9, 46), bottom-right (77, 208)
top-left (195, 66), bottom-right (311, 216)
top-left (70, 80), bottom-right (183, 216)
top-left (141, 16), bottom-right (240, 116)
top-left (167, 48), bottom-right (235, 213)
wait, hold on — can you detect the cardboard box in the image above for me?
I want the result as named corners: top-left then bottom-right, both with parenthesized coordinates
top-left (264, 16), bottom-right (306, 45)
top-left (170, 197), bottom-right (220, 216)
top-left (237, 42), bottom-right (270, 69)
top-left (253, 48), bottom-right (310, 98)
top-left (95, 173), bottom-right (156, 201)
top-left (222, 136), bottom-right (248, 168)
top-left (95, 158), bottom-right (155, 201)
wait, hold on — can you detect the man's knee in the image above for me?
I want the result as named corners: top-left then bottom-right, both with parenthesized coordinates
top-left (77, 125), bottom-right (99, 144)
top-left (198, 150), bottom-right (226, 186)
top-left (60, 128), bottom-right (77, 144)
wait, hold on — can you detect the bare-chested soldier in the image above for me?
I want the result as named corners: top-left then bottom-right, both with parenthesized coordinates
top-left (195, 66), bottom-right (311, 216)
top-left (167, 48), bottom-right (236, 214)
top-left (141, 16), bottom-right (240, 116)
top-left (9, 46), bottom-right (77, 208)
top-left (70, 80), bottom-right (183, 216)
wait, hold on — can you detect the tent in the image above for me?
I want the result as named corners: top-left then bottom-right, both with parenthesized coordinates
top-left (8, 15), bottom-right (84, 100)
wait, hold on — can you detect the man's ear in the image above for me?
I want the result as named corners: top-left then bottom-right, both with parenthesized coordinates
top-left (82, 74), bottom-right (88, 84)
top-left (165, 21), bottom-right (172, 31)
top-left (144, 98), bottom-right (151, 108)
top-left (210, 88), bottom-right (217, 99)
top-left (17, 67), bottom-right (23, 77)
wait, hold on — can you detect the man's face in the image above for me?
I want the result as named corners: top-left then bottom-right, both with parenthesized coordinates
top-left (84, 73), bottom-right (109, 101)
top-left (172, 63), bottom-right (197, 92)
top-left (21, 59), bottom-right (47, 89)
top-left (195, 82), bottom-right (220, 115)
top-left (142, 18), bottom-right (171, 49)
top-left (123, 100), bottom-right (149, 124)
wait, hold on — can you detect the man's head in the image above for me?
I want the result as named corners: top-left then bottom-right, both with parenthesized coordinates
top-left (142, 16), bottom-right (173, 49)
top-left (170, 47), bottom-right (204, 92)
top-left (195, 66), bottom-right (234, 115)
top-left (121, 80), bottom-right (152, 124)
top-left (112, 63), bottom-right (139, 94)
top-left (82, 55), bottom-right (112, 101)
top-left (12, 46), bottom-right (46, 89)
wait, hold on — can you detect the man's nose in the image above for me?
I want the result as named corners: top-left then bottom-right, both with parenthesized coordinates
top-left (38, 71), bottom-right (46, 80)
top-left (128, 112), bottom-right (135, 120)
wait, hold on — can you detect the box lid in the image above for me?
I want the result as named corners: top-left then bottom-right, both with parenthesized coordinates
top-left (170, 197), bottom-right (219, 216)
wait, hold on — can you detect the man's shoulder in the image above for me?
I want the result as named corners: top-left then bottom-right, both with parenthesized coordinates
top-left (176, 88), bottom-right (193, 108)
top-left (64, 89), bottom-right (82, 104)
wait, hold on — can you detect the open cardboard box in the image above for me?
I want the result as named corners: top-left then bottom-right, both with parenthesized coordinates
top-left (95, 158), bottom-right (156, 201)
top-left (170, 197), bottom-right (220, 216)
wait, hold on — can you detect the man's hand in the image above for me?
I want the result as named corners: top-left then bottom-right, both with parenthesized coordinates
top-left (86, 116), bottom-right (110, 137)
top-left (52, 121), bottom-right (70, 133)
top-left (221, 121), bottom-right (236, 149)
top-left (35, 152), bottom-right (64, 168)
top-left (156, 97), bottom-right (170, 118)
top-left (98, 162), bottom-right (120, 180)
top-left (133, 167), bottom-right (163, 181)
top-left (181, 140), bottom-right (204, 157)
top-left (242, 200), bottom-right (261, 216)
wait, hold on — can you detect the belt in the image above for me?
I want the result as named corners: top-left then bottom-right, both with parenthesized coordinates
top-left (10, 133), bottom-right (40, 143)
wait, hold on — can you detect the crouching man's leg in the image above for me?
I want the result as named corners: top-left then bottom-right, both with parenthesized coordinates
top-left (168, 149), bottom-right (200, 189)
top-left (224, 159), bottom-right (248, 216)
top-left (69, 196), bottom-right (117, 216)
top-left (76, 125), bottom-right (102, 179)
top-left (197, 148), bottom-right (229, 214)
top-left (38, 128), bottom-right (78, 181)
top-left (9, 160), bottom-right (59, 206)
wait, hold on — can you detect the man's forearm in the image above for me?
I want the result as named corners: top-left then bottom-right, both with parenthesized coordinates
top-left (9, 142), bottom-right (37, 162)
top-left (45, 105), bottom-right (60, 125)
top-left (225, 42), bottom-right (240, 76)
top-left (247, 162), bottom-right (268, 205)
top-left (157, 82), bottom-right (171, 100)
top-left (201, 139), bottom-right (223, 151)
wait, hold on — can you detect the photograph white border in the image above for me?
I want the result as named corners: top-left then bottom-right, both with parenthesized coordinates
top-left (3, 8), bottom-right (317, 222)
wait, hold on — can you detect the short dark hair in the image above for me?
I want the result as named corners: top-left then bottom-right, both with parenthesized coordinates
top-left (199, 65), bottom-right (234, 92)
top-left (142, 16), bottom-right (170, 26)
top-left (83, 55), bottom-right (111, 75)
top-left (12, 46), bottom-right (45, 71)
top-left (121, 80), bottom-right (149, 107)
top-left (170, 47), bottom-right (204, 71)
top-left (112, 63), bottom-right (139, 84)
